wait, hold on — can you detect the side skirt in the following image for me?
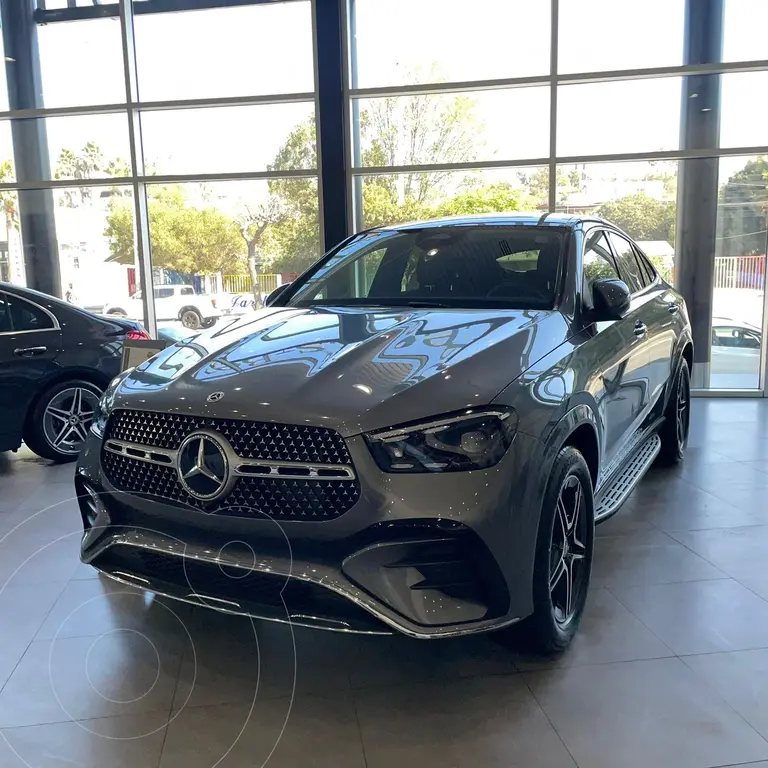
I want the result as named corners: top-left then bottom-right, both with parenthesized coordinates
top-left (594, 418), bottom-right (664, 524)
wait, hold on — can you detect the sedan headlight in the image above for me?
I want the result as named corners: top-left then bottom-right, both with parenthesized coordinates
top-left (365, 408), bottom-right (517, 473)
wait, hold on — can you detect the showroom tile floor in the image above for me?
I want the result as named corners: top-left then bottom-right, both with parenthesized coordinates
top-left (1, 399), bottom-right (768, 767)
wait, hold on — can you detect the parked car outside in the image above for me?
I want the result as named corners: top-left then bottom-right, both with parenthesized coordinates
top-left (710, 316), bottom-right (763, 386)
top-left (103, 285), bottom-right (220, 330)
top-left (0, 282), bottom-right (149, 462)
top-left (76, 214), bottom-right (693, 653)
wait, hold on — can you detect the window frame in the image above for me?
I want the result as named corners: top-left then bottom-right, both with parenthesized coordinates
top-left (632, 243), bottom-right (659, 285)
top-left (581, 227), bottom-right (622, 307)
top-left (605, 229), bottom-right (655, 295)
top-left (0, 291), bottom-right (59, 335)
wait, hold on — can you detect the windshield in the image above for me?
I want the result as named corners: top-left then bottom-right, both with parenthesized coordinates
top-left (286, 225), bottom-right (565, 310)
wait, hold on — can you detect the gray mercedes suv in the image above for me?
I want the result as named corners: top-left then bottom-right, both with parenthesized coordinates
top-left (75, 214), bottom-right (692, 653)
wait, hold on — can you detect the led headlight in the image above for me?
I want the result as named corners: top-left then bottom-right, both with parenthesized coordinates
top-left (365, 408), bottom-right (517, 473)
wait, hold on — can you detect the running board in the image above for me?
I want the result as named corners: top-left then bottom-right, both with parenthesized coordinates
top-left (594, 434), bottom-right (661, 524)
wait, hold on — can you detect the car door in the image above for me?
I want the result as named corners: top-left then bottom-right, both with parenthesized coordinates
top-left (0, 290), bottom-right (63, 446)
top-left (607, 231), bottom-right (673, 412)
top-left (581, 228), bottom-right (651, 470)
top-left (154, 286), bottom-right (176, 321)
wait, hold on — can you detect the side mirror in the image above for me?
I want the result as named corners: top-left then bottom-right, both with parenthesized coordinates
top-left (265, 282), bottom-right (292, 307)
top-left (592, 278), bottom-right (631, 320)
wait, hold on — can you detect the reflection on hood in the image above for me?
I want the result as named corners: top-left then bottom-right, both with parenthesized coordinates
top-left (117, 305), bottom-right (567, 436)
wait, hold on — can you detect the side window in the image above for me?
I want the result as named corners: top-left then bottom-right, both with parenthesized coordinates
top-left (155, 287), bottom-right (174, 299)
top-left (633, 244), bottom-right (657, 283)
top-left (583, 230), bottom-right (620, 285)
top-left (8, 296), bottom-right (55, 332)
top-left (0, 293), bottom-right (11, 332)
top-left (608, 232), bottom-right (646, 293)
top-left (180, 287), bottom-right (195, 296)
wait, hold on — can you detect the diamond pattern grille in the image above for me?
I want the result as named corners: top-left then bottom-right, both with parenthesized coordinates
top-left (105, 409), bottom-right (352, 464)
top-left (101, 409), bottom-right (359, 520)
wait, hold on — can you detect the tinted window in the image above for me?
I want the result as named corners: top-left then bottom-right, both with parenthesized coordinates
top-left (155, 287), bottom-right (174, 299)
top-left (0, 294), bottom-right (11, 332)
top-left (7, 296), bottom-right (55, 332)
top-left (180, 287), bottom-right (195, 296)
top-left (712, 325), bottom-right (761, 349)
top-left (583, 230), bottom-right (620, 284)
top-left (608, 232), bottom-right (646, 292)
top-left (288, 227), bottom-right (564, 310)
top-left (633, 245), bottom-right (657, 283)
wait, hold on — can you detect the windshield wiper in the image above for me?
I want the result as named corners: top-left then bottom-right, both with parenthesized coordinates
top-left (404, 300), bottom-right (453, 308)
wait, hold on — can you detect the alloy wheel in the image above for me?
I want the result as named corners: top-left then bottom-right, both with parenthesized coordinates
top-left (549, 474), bottom-right (588, 626)
top-left (676, 368), bottom-right (690, 451)
top-left (42, 386), bottom-right (100, 455)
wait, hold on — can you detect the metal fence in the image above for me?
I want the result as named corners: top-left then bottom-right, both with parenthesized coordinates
top-left (714, 255), bottom-right (766, 291)
top-left (222, 274), bottom-right (280, 295)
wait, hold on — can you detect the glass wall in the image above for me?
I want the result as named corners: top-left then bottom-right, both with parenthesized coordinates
top-left (1, 0), bottom-right (767, 392)
top-left (1, 0), bottom-right (318, 341)
top-left (347, 0), bottom-right (768, 391)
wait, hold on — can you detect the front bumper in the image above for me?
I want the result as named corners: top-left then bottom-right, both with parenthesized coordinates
top-left (76, 427), bottom-right (545, 638)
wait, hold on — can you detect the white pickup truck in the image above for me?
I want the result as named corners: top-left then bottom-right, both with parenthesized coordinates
top-left (103, 285), bottom-right (221, 330)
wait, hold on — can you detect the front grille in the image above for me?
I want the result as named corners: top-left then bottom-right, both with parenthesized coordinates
top-left (101, 409), bottom-right (359, 520)
top-left (107, 409), bottom-right (351, 464)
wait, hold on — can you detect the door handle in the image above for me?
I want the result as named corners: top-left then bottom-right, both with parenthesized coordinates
top-left (14, 346), bottom-right (47, 357)
top-left (668, 304), bottom-right (679, 314)
top-left (633, 321), bottom-right (647, 337)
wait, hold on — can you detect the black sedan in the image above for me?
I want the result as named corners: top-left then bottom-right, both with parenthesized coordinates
top-left (76, 214), bottom-right (692, 653)
top-left (0, 283), bottom-right (149, 462)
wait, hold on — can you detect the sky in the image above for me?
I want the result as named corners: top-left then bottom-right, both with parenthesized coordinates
top-left (0, 0), bottom-right (766, 186)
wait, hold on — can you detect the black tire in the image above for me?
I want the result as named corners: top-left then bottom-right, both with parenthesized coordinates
top-left (107, 308), bottom-right (127, 317)
top-left (656, 357), bottom-right (691, 467)
top-left (24, 379), bottom-right (104, 463)
top-left (180, 308), bottom-right (202, 330)
top-left (496, 446), bottom-right (595, 654)
top-left (201, 317), bottom-right (217, 329)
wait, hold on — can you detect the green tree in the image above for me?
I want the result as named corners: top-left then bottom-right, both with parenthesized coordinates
top-left (55, 142), bottom-right (132, 207)
top-left (596, 192), bottom-right (676, 243)
top-left (436, 182), bottom-right (525, 217)
top-left (718, 156), bottom-right (768, 257)
top-left (0, 159), bottom-right (18, 235)
top-left (516, 167), bottom-right (570, 208)
top-left (105, 186), bottom-right (244, 275)
top-left (263, 119), bottom-right (322, 274)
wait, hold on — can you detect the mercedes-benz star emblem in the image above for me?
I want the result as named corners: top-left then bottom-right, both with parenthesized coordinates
top-left (207, 391), bottom-right (225, 403)
top-left (177, 432), bottom-right (230, 501)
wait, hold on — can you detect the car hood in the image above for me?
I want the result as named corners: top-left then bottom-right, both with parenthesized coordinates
top-left (112, 306), bottom-right (568, 436)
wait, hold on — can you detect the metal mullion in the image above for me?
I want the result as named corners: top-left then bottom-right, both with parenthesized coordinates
top-left (347, 58), bottom-right (768, 102)
top-left (310, 0), bottom-right (325, 251)
top-left (351, 75), bottom-right (550, 100)
top-left (548, 0), bottom-right (559, 212)
top-left (556, 58), bottom-right (768, 85)
top-left (760, 225), bottom-right (768, 396)
top-left (343, 0), bottom-right (359, 233)
top-left (35, 0), bottom-right (306, 23)
top-left (119, 0), bottom-right (156, 337)
top-left (136, 91), bottom-right (315, 112)
top-left (0, 103), bottom-right (129, 121)
top-left (555, 145), bottom-right (768, 164)
top-left (352, 158), bottom-right (551, 177)
top-left (0, 94), bottom-right (316, 123)
top-left (0, 169), bottom-right (319, 192)
top-left (692, 389), bottom-right (764, 398)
